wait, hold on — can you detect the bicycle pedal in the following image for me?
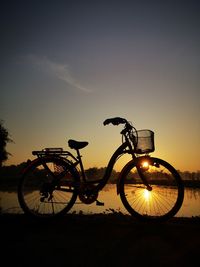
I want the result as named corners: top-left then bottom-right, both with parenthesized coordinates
top-left (96, 200), bottom-right (104, 206)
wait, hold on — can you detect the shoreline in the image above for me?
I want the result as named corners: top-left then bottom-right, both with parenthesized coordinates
top-left (1, 211), bottom-right (200, 221)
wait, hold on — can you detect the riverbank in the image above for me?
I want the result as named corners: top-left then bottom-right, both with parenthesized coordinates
top-left (1, 213), bottom-right (200, 267)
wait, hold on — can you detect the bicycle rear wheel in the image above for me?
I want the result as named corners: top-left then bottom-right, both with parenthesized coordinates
top-left (18, 156), bottom-right (79, 218)
top-left (119, 157), bottom-right (184, 221)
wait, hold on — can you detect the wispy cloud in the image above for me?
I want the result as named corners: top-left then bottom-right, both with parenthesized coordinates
top-left (26, 55), bottom-right (91, 93)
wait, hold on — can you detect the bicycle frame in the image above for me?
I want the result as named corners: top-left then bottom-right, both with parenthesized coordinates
top-left (30, 117), bottom-right (152, 194)
top-left (69, 130), bottom-right (141, 194)
top-left (18, 117), bottom-right (184, 221)
top-left (78, 142), bottom-right (133, 189)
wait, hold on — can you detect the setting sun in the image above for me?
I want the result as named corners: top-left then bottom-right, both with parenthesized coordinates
top-left (141, 161), bottom-right (150, 171)
top-left (142, 161), bottom-right (149, 168)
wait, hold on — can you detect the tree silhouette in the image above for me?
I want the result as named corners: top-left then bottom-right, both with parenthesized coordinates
top-left (0, 120), bottom-right (13, 167)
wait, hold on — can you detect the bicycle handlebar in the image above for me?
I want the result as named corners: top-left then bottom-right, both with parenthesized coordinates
top-left (103, 117), bottom-right (128, 126)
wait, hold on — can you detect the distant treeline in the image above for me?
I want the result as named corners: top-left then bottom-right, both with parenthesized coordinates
top-left (0, 163), bottom-right (118, 190)
top-left (0, 162), bottom-right (27, 190)
top-left (0, 162), bottom-right (200, 190)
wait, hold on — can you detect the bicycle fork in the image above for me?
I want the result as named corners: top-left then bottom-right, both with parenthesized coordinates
top-left (135, 155), bottom-right (153, 191)
top-left (136, 167), bottom-right (152, 191)
top-left (117, 156), bottom-right (153, 195)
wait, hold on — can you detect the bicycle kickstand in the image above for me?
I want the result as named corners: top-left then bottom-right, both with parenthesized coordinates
top-left (96, 200), bottom-right (104, 206)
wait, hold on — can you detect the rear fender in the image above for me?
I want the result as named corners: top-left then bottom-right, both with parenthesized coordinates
top-left (21, 156), bottom-right (80, 181)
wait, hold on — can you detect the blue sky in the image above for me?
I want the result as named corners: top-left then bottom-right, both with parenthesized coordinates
top-left (1, 0), bottom-right (200, 171)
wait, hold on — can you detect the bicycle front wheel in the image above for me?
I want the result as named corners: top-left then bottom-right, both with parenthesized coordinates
top-left (18, 156), bottom-right (79, 218)
top-left (119, 157), bottom-right (184, 221)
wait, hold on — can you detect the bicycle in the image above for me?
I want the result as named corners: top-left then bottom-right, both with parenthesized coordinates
top-left (18, 117), bottom-right (184, 221)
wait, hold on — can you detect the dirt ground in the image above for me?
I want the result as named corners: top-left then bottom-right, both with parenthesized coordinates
top-left (1, 213), bottom-right (200, 267)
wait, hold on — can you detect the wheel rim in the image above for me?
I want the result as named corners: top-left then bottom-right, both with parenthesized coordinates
top-left (120, 158), bottom-right (184, 220)
top-left (18, 158), bottom-right (78, 217)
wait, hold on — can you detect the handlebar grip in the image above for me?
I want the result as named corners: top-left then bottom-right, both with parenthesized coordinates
top-left (103, 119), bottom-right (112, 125)
top-left (103, 117), bottom-right (127, 126)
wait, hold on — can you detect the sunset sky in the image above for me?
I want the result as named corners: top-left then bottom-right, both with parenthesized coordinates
top-left (1, 0), bottom-right (200, 172)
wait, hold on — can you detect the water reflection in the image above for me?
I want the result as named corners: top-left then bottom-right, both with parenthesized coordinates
top-left (143, 188), bottom-right (151, 201)
top-left (0, 185), bottom-right (200, 217)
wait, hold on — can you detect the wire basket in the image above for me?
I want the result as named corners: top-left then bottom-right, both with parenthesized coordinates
top-left (131, 129), bottom-right (155, 154)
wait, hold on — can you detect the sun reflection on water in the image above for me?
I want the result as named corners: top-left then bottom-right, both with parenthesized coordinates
top-left (143, 188), bottom-right (151, 201)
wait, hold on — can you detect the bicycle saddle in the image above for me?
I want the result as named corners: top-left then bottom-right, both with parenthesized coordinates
top-left (68, 139), bottom-right (89, 150)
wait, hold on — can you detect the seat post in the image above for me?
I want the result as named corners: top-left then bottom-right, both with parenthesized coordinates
top-left (76, 149), bottom-right (86, 181)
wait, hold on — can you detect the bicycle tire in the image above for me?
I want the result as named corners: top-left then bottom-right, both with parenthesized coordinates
top-left (119, 157), bottom-right (184, 222)
top-left (18, 156), bottom-right (79, 218)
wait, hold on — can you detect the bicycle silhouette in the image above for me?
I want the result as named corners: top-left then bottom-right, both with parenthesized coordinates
top-left (18, 117), bottom-right (184, 221)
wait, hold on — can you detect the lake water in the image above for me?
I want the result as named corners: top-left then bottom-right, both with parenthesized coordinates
top-left (0, 185), bottom-right (200, 217)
